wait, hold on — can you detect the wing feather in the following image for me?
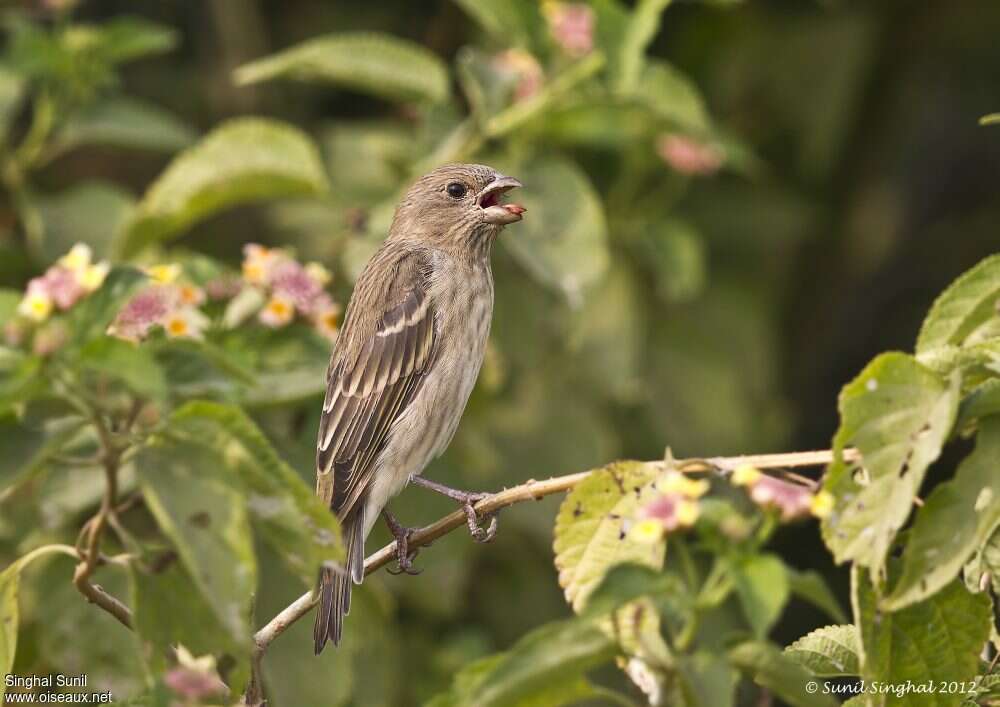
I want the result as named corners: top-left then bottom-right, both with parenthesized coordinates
top-left (316, 249), bottom-right (436, 518)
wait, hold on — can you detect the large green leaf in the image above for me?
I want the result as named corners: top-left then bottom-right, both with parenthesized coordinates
top-left (916, 254), bottom-right (1000, 360)
top-left (499, 156), bottom-right (609, 301)
top-left (784, 625), bottom-right (860, 677)
top-left (853, 564), bottom-right (990, 707)
top-left (821, 353), bottom-right (959, 581)
top-left (732, 553), bottom-right (789, 638)
top-left (883, 415), bottom-right (1000, 609)
top-left (235, 33), bottom-right (449, 104)
top-left (137, 436), bottom-right (257, 644)
top-left (0, 349), bottom-right (44, 415)
top-left (729, 641), bottom-right (837, 707)
top-left (429, 616), bottom-right (616, 707)
top-left (119, 118), bottom-right (328, 256)
top-left (53, 96), bottom-right (195, 155)
top-left (168, 401), bottom-right (343, 584)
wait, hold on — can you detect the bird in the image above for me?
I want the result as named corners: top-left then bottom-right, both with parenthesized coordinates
top-left (313, 163), bottom-right (526, 653)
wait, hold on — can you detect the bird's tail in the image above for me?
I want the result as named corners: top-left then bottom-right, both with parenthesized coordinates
top-left (313, 508), bottom-right (365, 653)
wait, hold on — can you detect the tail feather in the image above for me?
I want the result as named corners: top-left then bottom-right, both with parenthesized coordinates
top-left (313, 509), bottom-right (365, 654)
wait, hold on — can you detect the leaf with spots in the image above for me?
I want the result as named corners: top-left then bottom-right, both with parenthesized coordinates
top-left (553, 460), bottom-right (671, 685)
top-left (853, 563), bottom-right (990, 707)
top-left (137, 435), bottom-right (257, 644)
top-left (883, 415), bottom-right (1000, 609)
top-left (820, 353), bottom-right (959, 582)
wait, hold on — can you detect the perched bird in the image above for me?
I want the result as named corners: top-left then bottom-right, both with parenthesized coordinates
top-left (313, 163), bottom-right (525, 652)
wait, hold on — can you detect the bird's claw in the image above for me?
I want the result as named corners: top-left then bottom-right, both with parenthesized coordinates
top-left (383, 511), bottom-right (422, 575)
top-left (461, 496), bottom-right (499, 544)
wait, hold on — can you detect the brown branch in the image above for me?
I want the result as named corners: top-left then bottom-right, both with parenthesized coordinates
top-left (247, 448), bottom-right (859, 674)
top-left (72, 410), bottom-right (133, 629)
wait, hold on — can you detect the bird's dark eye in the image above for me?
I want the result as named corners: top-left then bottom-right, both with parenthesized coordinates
top-left (446, 182), bottom-right (467, 199)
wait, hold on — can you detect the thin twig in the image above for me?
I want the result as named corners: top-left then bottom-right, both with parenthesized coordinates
top-left (248, 448), bottom-right (857, 664)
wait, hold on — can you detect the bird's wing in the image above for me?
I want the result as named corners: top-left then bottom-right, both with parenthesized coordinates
top-left (315, 249), bottom-right (437, 519)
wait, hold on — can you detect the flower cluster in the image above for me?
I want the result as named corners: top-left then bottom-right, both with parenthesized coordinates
top-left (108, 264), bottom-right (209, 342)
top-left (16, 244), bottom-right (109, 323)
top-left (492, 49), bottom-right (544, 102)
top-left (543, 2), bottom-right (596, 57)
top-left (240, 244), bottom-right (341, 340)
top-left (656, 133), bottom-right (725, 176)
top-left (630, 471), bottom-right (710, 543)
top-left (731, 465), bottom-right (834, 521)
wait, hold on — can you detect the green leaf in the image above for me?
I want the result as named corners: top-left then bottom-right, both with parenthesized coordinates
top-left (787, 568), bottom-right (848, 624)
top-left (853, 564), bottom-right (990, 706)
top-left (119, 118), bottom-right (328, 256)
top-left (884, 415), bottom-right (1000, 609)
top-left (732, 553), bottom-right (789, 638)
top-left (964, 522), bottom-right (1000, 595)
top-left (729, 640), bottom-right (838, 707)
top-left (34, 181), bottom-right (135, 261)
top-left (85, 16), bottom-right (178, 64)
top-left (450, 0), bottom-right (545, 49)
top-left (499, 156), bottom-right (609, 301)
top-left (615, 0), bottom-right (672, 93)
top-left (956, 378), bottom-right (1000, 431)
top-left (784, 625), bottom-right (860, 677)
top-left (634, 60), bottom-right (710, 133)
top-left (581, 562), bottom-right (681, 618)
top-left (554, 461), bottom-right (665, 612)
top-left (137, 435), bottom-right (257, 644)
top-left (434, 617), bottom-right (616, 707)
top-left (77, 336), bottom-right (167, 402)
top-left (168, 401), bottom-right (343, 584)
top-left (916, 254), bottom-right (1000, 360)
top-left (821, 353), bottom-right (959, 581)
top-left (53, 96), bottom-right (195, 155)
top-left (676, 652), bottom-right (736, 707)
top-left (129, 550), bottom-right (247, 678)
top-left (0, 545), bottom-right (82, 702)
top-left (235, 33), bottom-right (450, 104)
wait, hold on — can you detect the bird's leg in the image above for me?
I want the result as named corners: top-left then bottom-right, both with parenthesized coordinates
top-left (409, 476), bottom-right (499, 543)
top-left (382, 509), bottom-right (421, 575)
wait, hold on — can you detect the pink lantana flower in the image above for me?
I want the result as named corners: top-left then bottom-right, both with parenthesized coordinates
top-left (731, 465), bottom-right (832, 521)
top-left (657, 133), bottom-right (725, 176)
top-left (492, 49), bottom-right (544, 102)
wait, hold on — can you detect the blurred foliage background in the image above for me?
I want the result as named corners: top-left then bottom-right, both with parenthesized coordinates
top-left (1, 0), bottom-right (999, 705)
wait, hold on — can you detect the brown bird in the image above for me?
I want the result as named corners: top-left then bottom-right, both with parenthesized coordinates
top-left (313, 163), bottom-right (525, 652)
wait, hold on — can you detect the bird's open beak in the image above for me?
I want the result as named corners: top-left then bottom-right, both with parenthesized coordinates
top-left (478, 175), bottom-right (525, 226)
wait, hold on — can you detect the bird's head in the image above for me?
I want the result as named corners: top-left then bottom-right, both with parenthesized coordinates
top-left (389, 163), bottom-right (525, 248)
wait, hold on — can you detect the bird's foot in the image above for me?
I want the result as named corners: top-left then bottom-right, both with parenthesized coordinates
top-left (410, 477), bottom-right (499, 544)
top-left (382, 509), bottom-right (421, 575)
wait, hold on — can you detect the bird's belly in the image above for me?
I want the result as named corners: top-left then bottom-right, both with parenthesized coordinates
top-left (362, 284), bottom-right (492, 534)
